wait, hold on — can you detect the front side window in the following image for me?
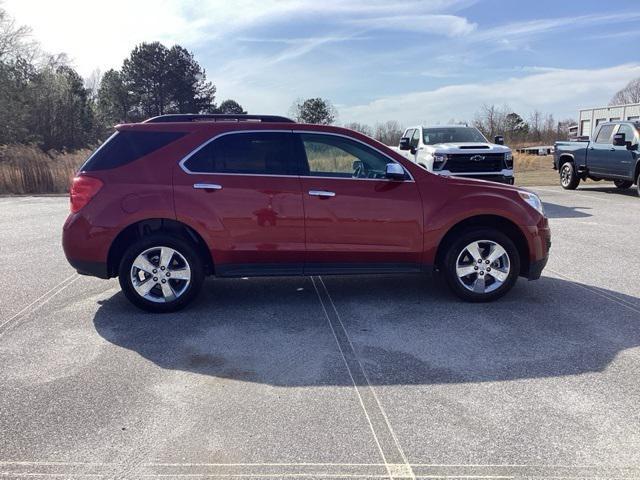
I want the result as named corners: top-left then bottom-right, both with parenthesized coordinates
top-left (595, 124), bottom-right (615, 144)
top-left (616, 124), bottom-right (636, 144)
top-left (299, 133), bottom-right (399, 179)
top-left (422, 127), bottom-right (486, 145)
top-left (410, 129), bottom-right (420, 147)
top-left (184, 132), bottom-right (295, 175)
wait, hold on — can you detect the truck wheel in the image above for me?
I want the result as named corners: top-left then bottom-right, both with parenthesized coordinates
top-left (614, 179), bottom-right (633, 189)
top-left (442, 228), bottom-right (520, 302)
top-left (560, 162), bottom-right (580, 190)
top-left (118, 234), bottom-right (205, 313)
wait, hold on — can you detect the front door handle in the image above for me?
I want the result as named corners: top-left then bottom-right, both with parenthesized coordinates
top-left (193, 183), bottom-right (222, 190)
top-left (309, 190), bottom-right (336, 197)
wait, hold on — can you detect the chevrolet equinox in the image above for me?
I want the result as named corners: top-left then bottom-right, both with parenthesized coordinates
top-left (62, 114), bottom-right (550, 312)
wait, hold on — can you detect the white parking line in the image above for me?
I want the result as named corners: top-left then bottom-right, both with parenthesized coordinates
top-left (312, 276), bottom-right (415, 480)
top-left (0, 274), bottom-right (79, 337)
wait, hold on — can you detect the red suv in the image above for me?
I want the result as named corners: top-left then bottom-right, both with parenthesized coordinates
top-left (63, 114), bottom-right (550, 312)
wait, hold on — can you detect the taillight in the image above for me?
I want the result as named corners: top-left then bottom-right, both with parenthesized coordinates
top-left (70, 175), bottom-right (103, 213)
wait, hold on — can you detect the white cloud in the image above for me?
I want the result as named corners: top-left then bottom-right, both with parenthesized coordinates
top-left (340, 64), bottom-right (640, 126)
top-left (2, 0), bottom-right (474, 76)
top-left (346, 14), bottom-right (476, 36)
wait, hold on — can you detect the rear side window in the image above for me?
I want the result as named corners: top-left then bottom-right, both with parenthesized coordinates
top-left (183, 132), bottom-right (295, 175)
top-left (82, 131), bottom-right (186, 171)
top-left (594, 124), bottom-right (615, 144)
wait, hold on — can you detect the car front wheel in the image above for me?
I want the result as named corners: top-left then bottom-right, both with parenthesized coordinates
top-left (442, 228), bottom-right (520, 302)
top-left (118, 235), bottom-right (205, 312)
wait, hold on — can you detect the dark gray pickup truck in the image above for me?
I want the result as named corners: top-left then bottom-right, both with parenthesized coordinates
top-left (554, 121), bottom-right (640, 196)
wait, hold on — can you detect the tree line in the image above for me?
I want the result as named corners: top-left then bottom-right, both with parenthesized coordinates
top-left (0, 6), bottom-right (245, 152)
top-left (3, 5), bottom-right (640, 155)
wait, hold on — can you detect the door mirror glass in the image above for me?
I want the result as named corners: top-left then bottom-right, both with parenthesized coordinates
top-left (385, 163), bottom-right (405, 180)
top-left (494, 135), bottom-right (504, 145)
top-left (399, 137), bottom-right (411, 150)
top-left (612, 133), bottom-right (626, 147)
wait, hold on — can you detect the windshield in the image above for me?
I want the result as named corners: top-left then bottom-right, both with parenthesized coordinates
top-left (422, 127), bottom-right (487, 145)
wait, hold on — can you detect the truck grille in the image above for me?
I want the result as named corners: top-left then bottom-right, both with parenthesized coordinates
top-left (444, 153), bottom-right (505, 173)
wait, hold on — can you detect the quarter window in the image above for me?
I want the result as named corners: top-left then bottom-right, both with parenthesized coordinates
top-left (82, 130), bottom-right (186, 172)
top-left (299, 134), bottom-right (400, 179)
top-left (594, 124), bottom-right (615, 144)
top-left (184, 132), bottom-right (295, 175)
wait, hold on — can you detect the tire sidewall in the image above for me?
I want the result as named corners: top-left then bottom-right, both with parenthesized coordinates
top-left (118, 235), bottom-right (205, 313)
top-left (442, 228), bottom-right (520, 302)
top-left (560, 162), bottom-right (579, 190)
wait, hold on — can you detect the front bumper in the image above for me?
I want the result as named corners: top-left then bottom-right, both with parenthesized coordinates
top-left (528, 255), bottom-right (548, 280)
top-left (438, 169), bottom-right (515, 185)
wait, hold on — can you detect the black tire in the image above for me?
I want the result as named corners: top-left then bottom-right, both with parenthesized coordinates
top-left (441, 228), bottom-right (520, 302)
top-left (637, 172), bottom-right (640, 197)
top-left (614, 179), bottom-right (633, 189)
top-left (118, 234), bottom-right (205, 313)
top-left (560, 161), bottom-right (580, 190)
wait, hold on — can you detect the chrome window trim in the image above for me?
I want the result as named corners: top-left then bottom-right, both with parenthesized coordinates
top-left (178, 129), bottom-right (415, 182)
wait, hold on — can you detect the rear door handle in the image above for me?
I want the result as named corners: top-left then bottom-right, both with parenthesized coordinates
top-left (308, 190), bottom-right (336, 197)
top-left (193, 183), bottom-right (222, 190)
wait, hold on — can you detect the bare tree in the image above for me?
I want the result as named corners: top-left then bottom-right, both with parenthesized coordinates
top-left (344, 122), bottom-right (373, 137)
top-left (373, 120), bottom-right (404, 146)
top-left (472, 104), bottom-right (509, 139)
top-left (610, 78), bottom-right (640, 105)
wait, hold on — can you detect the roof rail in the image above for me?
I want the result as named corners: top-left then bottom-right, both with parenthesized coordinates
top-left (143, 114), bottom-right (295, 124)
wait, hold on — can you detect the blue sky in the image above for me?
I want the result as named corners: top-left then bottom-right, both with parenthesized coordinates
top-left (5, 0), bottom-right (640, 125)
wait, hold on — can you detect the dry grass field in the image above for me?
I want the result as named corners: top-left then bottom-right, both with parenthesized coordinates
top-left (513, 152), bottom-right (558, 187)
top-left (0, 145), bottom-right (89, 194)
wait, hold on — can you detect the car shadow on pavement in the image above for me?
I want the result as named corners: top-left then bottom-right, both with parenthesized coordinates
top-left (542, 202), bottom-right (592, 219)
top-left (93, 274), bottom-right (640, 386)
top-left (578, 185), bottom-right (638, 198)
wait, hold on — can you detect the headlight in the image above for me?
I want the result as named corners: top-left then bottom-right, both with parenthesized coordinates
top-left (504, 151), bottom-right (513, 168)
top-left (432, 153), bottom-right (448, 170)
top-left (518, 191), bottom-right (544, 215)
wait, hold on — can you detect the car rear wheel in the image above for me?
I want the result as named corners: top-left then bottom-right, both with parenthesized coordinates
top-left (614, 179), bottom-right (633, 189)
top-left (637, 172), bottom-right (640, 197)
top-left (560, 161), bottom-right (580, 190)
top-left (118, 235), bottom-right (205, 312)
top-left (442, 228), bottom-right (520, 302)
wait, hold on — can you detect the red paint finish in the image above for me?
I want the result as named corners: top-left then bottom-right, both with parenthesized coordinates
top-left (62, 120), bottom-right (550, 281)
top-left (300, 177), bottom-right (423, 265)
top-left (173, 172), bottom-right (306, 270)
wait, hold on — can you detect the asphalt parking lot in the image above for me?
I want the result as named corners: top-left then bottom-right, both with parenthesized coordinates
top-left (1, 184), bottom-right (639, 479)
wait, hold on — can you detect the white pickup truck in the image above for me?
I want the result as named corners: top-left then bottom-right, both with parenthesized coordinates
top-left (391, 125), bottom-right (514, 184)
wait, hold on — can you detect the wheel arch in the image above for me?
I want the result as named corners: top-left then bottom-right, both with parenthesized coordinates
top-left (107, 218), bottom-right (214, 278)
top-left (558, 153), bottom-right (575, 166)
top-left (435, 215), bottom-right (530, 277)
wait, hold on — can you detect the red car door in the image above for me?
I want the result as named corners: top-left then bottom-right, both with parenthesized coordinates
top-left (294, 132), bottom-right (424, 273)
top-left (173, 130), bottom-right (305, 276)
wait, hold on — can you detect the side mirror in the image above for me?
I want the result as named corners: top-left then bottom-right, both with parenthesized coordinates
top-left (385, 163), bottom-right (405, 180)
top-left (494, 135), bottom-right (504, 145)
top-left (398, 137), bottom-right (411, 150)
top-left (613, 133), bottom-right (626, 147)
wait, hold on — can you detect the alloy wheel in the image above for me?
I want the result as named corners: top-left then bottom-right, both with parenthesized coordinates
top-left (455, 240), bottom-right (511, 294)
top-left (130, 246), bottom-right (192, 303)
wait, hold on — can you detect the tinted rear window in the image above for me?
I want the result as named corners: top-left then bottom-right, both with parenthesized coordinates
top-left (81, 130), bottom-right (186, 171)
top-left (183, 132), bottom-right (295, 175)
